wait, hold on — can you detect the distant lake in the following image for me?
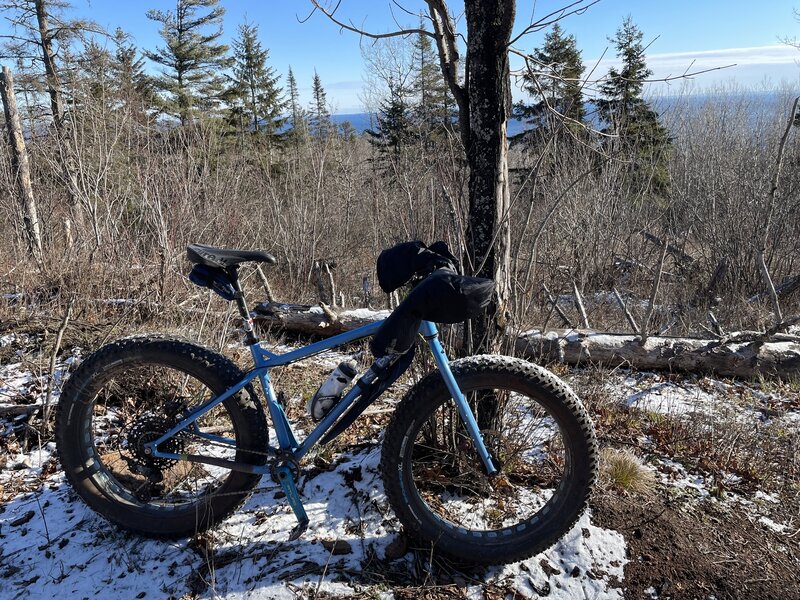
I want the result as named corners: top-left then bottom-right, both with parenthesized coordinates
top-left (330, 91), bottom-right (785, 138)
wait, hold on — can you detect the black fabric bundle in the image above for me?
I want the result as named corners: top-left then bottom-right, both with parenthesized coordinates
top-left (188, 264), bottom-right (237, 300)
top-left (376, 240), bottom-right (459, 293)
top-left (371, 241), bottom-right (494, 357)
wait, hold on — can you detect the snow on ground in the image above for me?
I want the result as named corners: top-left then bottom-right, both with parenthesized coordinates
top-left (616, 371), bottom-right (798, 426)
top-left (0, 347), bottom-right (627, 599)
top-left (3, 341), bottom-right (798, 598)
top-left (0, 351), bottom-right (78, 416)
top-left (0, 444), bottom-right (627, 599)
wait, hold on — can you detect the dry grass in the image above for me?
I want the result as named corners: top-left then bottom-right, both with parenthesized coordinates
top-left (599, 447), bottom-right (657, 496)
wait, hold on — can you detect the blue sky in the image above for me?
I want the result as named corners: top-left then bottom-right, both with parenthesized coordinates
top-left (3, 0), bottom-right (799, 112)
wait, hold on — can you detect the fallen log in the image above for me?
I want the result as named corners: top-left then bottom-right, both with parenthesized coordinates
top-left (516, 330), bottom-right (800, 379)
top-left (251, 303), bottom-right (800, 379)
top-left (253, 301), bottom-right (390, 337)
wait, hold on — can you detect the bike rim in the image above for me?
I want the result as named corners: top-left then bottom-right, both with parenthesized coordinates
top-left (404, 385), bottom-right (571, 537)
top-left (80, 361), bottom-right (242, 510)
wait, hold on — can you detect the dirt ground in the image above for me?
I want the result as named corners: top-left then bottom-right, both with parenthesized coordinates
top-left (592, 488), bottom-right (800, 600)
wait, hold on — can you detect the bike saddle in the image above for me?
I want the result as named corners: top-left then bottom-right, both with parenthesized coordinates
top-left (187, 243), bottom-right (277, 269)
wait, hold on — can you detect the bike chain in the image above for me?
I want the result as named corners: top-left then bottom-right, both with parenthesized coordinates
top-left (147, 430), bottom-right (303, 500)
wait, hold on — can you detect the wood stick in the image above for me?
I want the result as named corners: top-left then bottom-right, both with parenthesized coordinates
top-left (612, 287), bottom-right (640, 334)
top-left (572, 280), bottom-right (590, 329)
top-left (542, 284), bottom-right (573, 328)
top-left (255, 264), bottom-right (274, 302)
top-left (641, 236), bottom-right (669, 345)
top-left (43, 298), bottom-right (72, 431)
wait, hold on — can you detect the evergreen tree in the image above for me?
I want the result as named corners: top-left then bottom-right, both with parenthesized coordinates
top-left (228, 21), bottom-right (286, 139)
top-left (285, 67), bottom-right (307, 147)
top-left (77, 40), bottom-right (112, 105)
top-left (515, 24), bottom-right (585, 134)
top-left (594, 16), bottom-right (671, 197)
top-left (308, 70), bottom-right (331, 138)
top-left (411, 20), bottom-right (453, 137)
top-left (110, 28), bottom-right (154, 117)
top-left (145, 0), bottom-right (231, 125)
top-left (367, 78), bottom-right (413, 154)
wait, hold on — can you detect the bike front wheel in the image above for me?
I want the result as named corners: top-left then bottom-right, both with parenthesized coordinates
top-left (381, 355), bottom-right (597, 565)
top-left (56, 335), bottom-right (270, 538)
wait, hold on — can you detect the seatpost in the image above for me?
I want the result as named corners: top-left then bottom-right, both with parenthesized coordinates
top-left (227, 266), bottom-right (259, 346)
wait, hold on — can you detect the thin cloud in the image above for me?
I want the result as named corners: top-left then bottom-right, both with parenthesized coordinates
top-left (583, 44), bottom-right (799, 91)
top-left (589, 44), bottom-right (798, 72)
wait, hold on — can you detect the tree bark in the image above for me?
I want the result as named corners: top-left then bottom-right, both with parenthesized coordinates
top-left (0, 66), bottom-right (43, 260)
top-left (463, 0), bottom-right (515, 354)
top-left (35, 0), bottom-right (64, 131)
top-left (516, 330), bottom-right (800, 380)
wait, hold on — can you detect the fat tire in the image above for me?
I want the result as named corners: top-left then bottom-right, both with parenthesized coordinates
top-left (381, 355), bottom-right (597, 565)
top-left (55, 334), bottom-right (270, 538)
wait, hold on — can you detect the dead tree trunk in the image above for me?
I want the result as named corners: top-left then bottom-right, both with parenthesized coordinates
top-left (35, 0), bottom-right (64, 131)
top-left (0, 66), bottom-right (43, 260)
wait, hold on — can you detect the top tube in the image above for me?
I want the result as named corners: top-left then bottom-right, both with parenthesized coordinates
top-left (250, 319), bottom-right (386, 368)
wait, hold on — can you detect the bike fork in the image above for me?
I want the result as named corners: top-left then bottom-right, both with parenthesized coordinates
top-left (420, 321), bottom-right (498, 476)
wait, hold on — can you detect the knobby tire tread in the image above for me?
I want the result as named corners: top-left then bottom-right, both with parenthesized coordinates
top-left (55, 334), bottom-right (270, 539)
top-left (380, 355), bottom-right (597, 565)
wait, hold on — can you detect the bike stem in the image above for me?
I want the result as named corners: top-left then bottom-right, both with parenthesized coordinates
top-left (420, 321), bottom-right (498, 476)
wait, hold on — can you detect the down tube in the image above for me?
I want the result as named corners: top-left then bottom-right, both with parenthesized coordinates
top-left (420, 321), bottom-right (497, 475)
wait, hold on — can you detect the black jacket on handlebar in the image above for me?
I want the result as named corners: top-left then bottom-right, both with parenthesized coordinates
top-left (371, 241), bottom-right (494, 357)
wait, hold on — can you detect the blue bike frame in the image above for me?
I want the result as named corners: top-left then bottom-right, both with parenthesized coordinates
top-left (145, 318), bottom-right (496, 532)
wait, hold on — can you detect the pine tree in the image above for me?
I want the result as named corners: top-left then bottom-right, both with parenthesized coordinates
top-left (367, 78), bottom-right (413, 154)
top-left (110, 28), bottom-right (154, 117)
top-left (77, 40), bottom-right (112, 105)
top-left (228, 21), bottom-right (286, 139)
top-left (411, 20), bottom-right (453, 138)
top-left (145, 0), bottom-right (231, 125)
top-left (285, 67), bottom-right (307, 147)
top-left (515, 24), bottom-right (585, 134)
top-left (308, 70), bottom-right (331, 138)
top-left (595, 16), bottom-right (671, 198)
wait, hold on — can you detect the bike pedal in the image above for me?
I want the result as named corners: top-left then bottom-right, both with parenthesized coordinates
top-left (288, 519), bottom-right (308, 541)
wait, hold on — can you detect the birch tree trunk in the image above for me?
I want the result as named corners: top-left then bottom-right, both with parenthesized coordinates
top-left (0, 66), bottom-right (43, 260)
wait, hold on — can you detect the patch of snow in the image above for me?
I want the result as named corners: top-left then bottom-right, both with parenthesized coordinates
top-left (653, 457), bottom-right (710, 497)
top-left (754, 490), bottom-right (780, 504)
top-left (0, 443), bottom-right (628, 599)
top-left (586, 333), bottom-right (628, 347)
top-left (758, 516), bottom-right (788, 534)
top-left (340, 308), bottom-right (390, 320)
top-left (496, 510), bottom-right (627, 599)
top-left (626, 382), bottom-right (717, 416)
top-left (102, 298), bottom-right (136, 306)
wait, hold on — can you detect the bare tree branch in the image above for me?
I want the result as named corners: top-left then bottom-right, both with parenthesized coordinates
top-left (508, 0), bottom-right (600, 48)
top-left (303, 1), bottom-right (434, 41)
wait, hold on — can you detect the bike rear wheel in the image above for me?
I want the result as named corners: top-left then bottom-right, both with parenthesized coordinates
top-left (56, 335), bottom-right (270, 538)
top-left (381, 355), bottom-right (597, 565)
